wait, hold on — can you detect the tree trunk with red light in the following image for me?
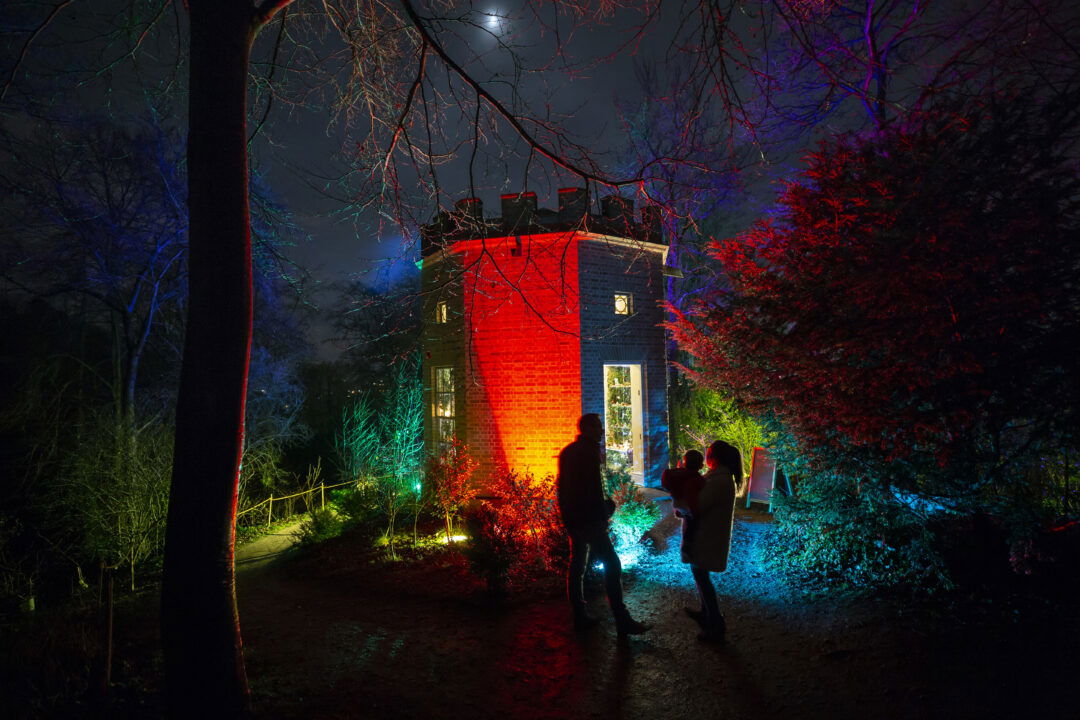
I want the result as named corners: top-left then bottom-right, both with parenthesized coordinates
top-left (161, 1), bottom-right (259, 716)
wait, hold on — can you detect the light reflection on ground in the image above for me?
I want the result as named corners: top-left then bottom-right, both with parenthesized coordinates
top-left (237, 506), bottom-right (1074, 719)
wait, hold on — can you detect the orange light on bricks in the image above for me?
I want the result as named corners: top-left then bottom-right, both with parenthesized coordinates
top-left (461, 233), bottom-right (583, 477)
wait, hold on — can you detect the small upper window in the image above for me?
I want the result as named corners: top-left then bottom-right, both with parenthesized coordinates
top-left (435, 300), bottom-right (449, 324)
top-left (613, 293), bottom-right (632, 315)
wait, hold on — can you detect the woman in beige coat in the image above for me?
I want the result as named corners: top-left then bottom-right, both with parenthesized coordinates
top-left (683, 440), bottom-right (741, 643)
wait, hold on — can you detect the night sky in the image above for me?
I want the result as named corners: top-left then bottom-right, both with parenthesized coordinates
top-left (250, 3), bottom-right (704, 357)
top-left (1, 0), bottom-right (937, 357)
top-left (2, 2), bottom-right (794, 360)
top-left (269, 5), bottom-right (678, 276)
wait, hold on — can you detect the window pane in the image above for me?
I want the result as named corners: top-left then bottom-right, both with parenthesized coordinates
top-left (436, 418), bottom-right (455, 443)
top-left (610, 386), bottom-right (631, 406)
top-left (435, 392), bottom-right (455, 418)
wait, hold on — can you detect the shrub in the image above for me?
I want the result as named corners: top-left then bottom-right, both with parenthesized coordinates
top-left (760, 473), bottom-right (952, 594)
top-left (610, 501), bottom-right (661, 553)
top-left (488, 467), bottom-right (564, 576)
top-left (335, 358), bottom-right (424, 556)
top-left (426, 437), bottom-right (479, 543)
top-left (461, 467), bottom-right (564, 592)
top-left (296, 508), bottom-right (345, 545)
top-left (58, 415), bottom-right (172, 592)
top-left (670, 381), bottom-right (773, 484)
top-left (603, 458), bottom-right (661, 558)
top-left (330, 484), bottom-right (381, 528)
top-left (461, 504), bottom-right (517, 596)
top-left (603, 456), bottom-right (636, 507)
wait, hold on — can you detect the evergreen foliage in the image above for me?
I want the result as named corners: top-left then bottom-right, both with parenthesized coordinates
top-left (463, 467), bottom-right (564, 592)
top-left (674, 94), bottom-right (1080, 590)
top-left (603, 458), bottom-right (661, 556)
top-left (670, 379), bottom-right (773, 483)
top-left (335, 356), bottom-right (424, 556)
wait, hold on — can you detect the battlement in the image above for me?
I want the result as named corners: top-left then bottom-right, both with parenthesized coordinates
top-left (419, 188), bottom-right (664, 257)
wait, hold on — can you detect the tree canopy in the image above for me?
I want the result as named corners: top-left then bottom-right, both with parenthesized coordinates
top-left (673, 88), bottom-right (1080, 502)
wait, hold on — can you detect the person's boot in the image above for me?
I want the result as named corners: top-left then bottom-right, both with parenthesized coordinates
top-left (697, 613), bottom-right (726, 644)
top-left (684, 606), bottom-right (707, 628)
top-left (572, 604), bottom-right (600, 631)
top-left (614, 608), bottom-right (650, 636)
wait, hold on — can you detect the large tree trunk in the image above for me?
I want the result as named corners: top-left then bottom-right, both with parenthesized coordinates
top-left (162, 1), bottom-right (256, 716)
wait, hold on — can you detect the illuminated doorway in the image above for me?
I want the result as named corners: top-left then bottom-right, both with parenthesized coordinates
top-left (604, 364), bottom-right (644, 481)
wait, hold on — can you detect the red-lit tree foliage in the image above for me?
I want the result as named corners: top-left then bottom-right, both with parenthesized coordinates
top-left (463, 467), bottom-right (564, 592)
top-left (672, 89), bottom-right (1080, 500)
top-left (426, 436), bottom-right (479, 543)
top-left (487, 468), bottom-right (563, 575)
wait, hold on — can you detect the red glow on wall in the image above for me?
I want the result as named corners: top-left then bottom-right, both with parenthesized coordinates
top-left (458, 232), bottom-right (583, 478)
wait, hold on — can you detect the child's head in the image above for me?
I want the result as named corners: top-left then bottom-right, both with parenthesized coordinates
top-left (683, 449), bottom-right (704, 472)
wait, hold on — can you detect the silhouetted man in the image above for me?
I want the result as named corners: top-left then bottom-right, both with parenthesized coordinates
top-left (557, 413), bottom-right (649, 635)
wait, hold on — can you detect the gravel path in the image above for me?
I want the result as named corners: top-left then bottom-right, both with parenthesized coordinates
top-left (234, 500), bottom-right (1077, 719)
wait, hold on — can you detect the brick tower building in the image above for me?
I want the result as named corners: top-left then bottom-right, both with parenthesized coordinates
top-left (420, 188), bottom-right (669, 487)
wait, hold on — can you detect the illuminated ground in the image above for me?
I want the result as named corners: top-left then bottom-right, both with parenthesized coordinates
top-left (234, 504), bottom-right (1077, 719)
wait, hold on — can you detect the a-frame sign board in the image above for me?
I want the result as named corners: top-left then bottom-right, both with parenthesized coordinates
top-left (746, 447), bottom-right (777, 512)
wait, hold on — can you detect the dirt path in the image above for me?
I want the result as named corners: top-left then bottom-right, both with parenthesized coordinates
top-left (234, 503), bottom-right (1078, 720)
top-left (236, 521), bottom-right (304, 568)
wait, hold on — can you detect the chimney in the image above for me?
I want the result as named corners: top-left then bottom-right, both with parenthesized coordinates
top-left (450, 196), bottom-right (484, 235)
top-left (421, 209), bottom-right (452, 256)
top-left (601, 194), bottom-right (633, 229)
top-left (455, 196), bottom-right (483, 219)
top-left (500, 191), bottom-right (537, 230)
top-left (557, 187), bottom-right (589, 222)
top-left (640, 204), bottom-right (664, 244)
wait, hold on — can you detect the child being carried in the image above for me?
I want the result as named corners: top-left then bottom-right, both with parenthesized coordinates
top-left (661, 449), bottom-right (705, 558)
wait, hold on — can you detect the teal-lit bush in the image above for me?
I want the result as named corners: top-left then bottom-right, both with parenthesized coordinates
top-left (761, 474), bottom-right (952, 593)
top-left (603, 459), bottom-right (660, 556)
top-left (335, 358), bottom-right (425, 555)
top-left (610, 501), bottom-right (660, 552)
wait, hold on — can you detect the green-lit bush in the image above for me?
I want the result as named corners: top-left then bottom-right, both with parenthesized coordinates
top-left (330, 484), bottom-right (380, 526)
top-left (297, 507), bottom-right (346, 545)
top-left (610, 501), bottom-right (660, 552)
top-left (335, 358), bottom-right (425, 557)
top-left (669, 379), bottom-right (773, 484)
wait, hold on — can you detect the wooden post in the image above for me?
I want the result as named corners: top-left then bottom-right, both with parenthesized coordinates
top-left (104, 566), bottom-right (113, 691)
top-left (267, 496), bottom-right (272, 528)
top-left (320, 483), bottom-right (325, 510)
top-left (94, 559), bottom-right (114, 702)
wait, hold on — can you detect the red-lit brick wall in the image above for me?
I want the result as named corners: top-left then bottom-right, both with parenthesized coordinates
top-left (421, 223), bottom-right (670, 487)
top-left (460, 232), bottom-right (583, 478)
